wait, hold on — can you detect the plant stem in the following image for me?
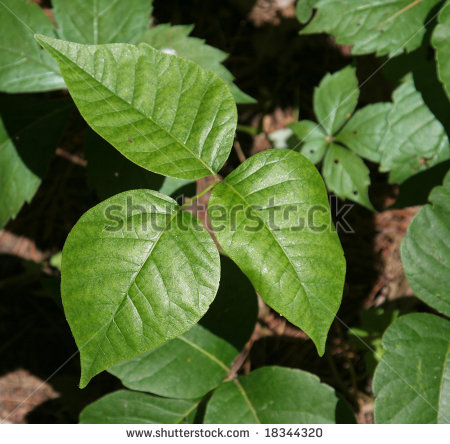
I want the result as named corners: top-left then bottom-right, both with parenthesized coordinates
top-left (179, 177), bottom-right (220, 211)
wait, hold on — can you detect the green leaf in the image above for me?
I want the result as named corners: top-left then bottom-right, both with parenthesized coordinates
top-left (36, 35), bottom-right (238, 180)
top-left (80, 390), bottom-right (198, 424)
top-left (379, 76), bottom-right (450, 184)
top-left (322, 144), bottom-right (374, 210)
top-left (401, 171), bottom-right (450, 316)
top-left (109, 324), bottom-right (237, 399)
top-left (61, 189), bottom-right (220, 388)
top-left (85, 129), bottom-right (164, 200)
top-left (302, 0), bottom-right (442, 57)
top-left (313, 66), bottom-right (359, 135)
top-left (335, 103), bottom-right (392, 163)
top-left (204, 366), bottom-right (351, 423)
top-left (0, 0), bottom-right (64, 92)
top-left (296, 0), bottom-right (319, 24)
top-left (208, 149), bottom-right (346, 355)
top-left (288, 120), bottom-right (328, 164)
top-left (432, 2), bottom-right (450, 98)
top-left (137, 24), bottom-right (255, 104)
top-left (373, 313), bottom-right (450, 424)
top-left (0, 95), bottom-right (72, 228)
top-left (52, 0), bottom-right (152, 45)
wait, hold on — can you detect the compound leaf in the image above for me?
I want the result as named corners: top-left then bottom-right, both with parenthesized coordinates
top-left (373, 313), bottom-right (450, 424)
top-left (0, 0), bottom-right (64, 92)
top-left (85, 129), bottom-right (164, 200)
top-left (401, 171), bottom-right (450, 316)
top-left (208, 149), bottom-right (346, 355)
top-left (109, 324), bottom-right (237, 399)
top-left (80, 390), bottom-right (198, 424)
top-left (379, 75), bottom-right (450, 184)
top-left (61, 189), bottom-right (220, 388)
top-left (303, 0), bottom-right (442, 57)
top-left (137, 24), bottom-right (255, 104)
top-left (313, 66), bottom-right (359, 135)
top-left (323, 144), bottom-right (374, 210)
top-left (36, 35), bottom-right (237, 180)
top-left (204, 366), bottom-right (351, 423)
top-left (335, 103), bottom-right (392, 163)
top-left (0, 95), bottom-right (72, 228)
top-left (52, 0), bottom-right (152, 45)
top-left (432, 2), bottom-right (450, 98)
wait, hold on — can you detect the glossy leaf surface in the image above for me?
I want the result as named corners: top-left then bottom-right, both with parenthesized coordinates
top-left (36, 35), bottom-right (237, 179)
top-left (209, 149), bottom-right (346, 355)
top-left (61, 189), bottom-right (220, 387)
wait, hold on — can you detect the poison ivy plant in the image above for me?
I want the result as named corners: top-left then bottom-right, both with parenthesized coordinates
top-left (0, 95), bottom-right (72, 228)
top-left (401, 171), bottom-right (450, 316)
top-left (432, 3), bottom-right (450, 98)
top-left (288, 66), bottom-right (449, 209)
top-left (301, 0), bottom-right (443, 57)
top-left (0, 0), bottom-right (252, 103)
top-left (35, 36), bottom-right (346, 387)
top-left (80, 390), bottom-right (198, 424)
top-left (373, 313), bottom-right (450, 424)
top-left (204, 366), bottom-right (353, 424)
top-left (289, 66), bottom-right (386, 209)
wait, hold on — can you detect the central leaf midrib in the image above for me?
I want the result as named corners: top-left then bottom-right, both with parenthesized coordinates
top-left (177, 334), bottom-right (231, 373)
top-left (233, 379), bottom-right (261, 424)
top-left (51, 42), bottom-right (214, 175)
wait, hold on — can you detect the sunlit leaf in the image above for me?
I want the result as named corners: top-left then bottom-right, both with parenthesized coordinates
top-left (61, 189), bottom-right (220, 387)
top-left (209, 149), bottom-right (345, 355)
top-left (36, 35), bottom-right (237, 179)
